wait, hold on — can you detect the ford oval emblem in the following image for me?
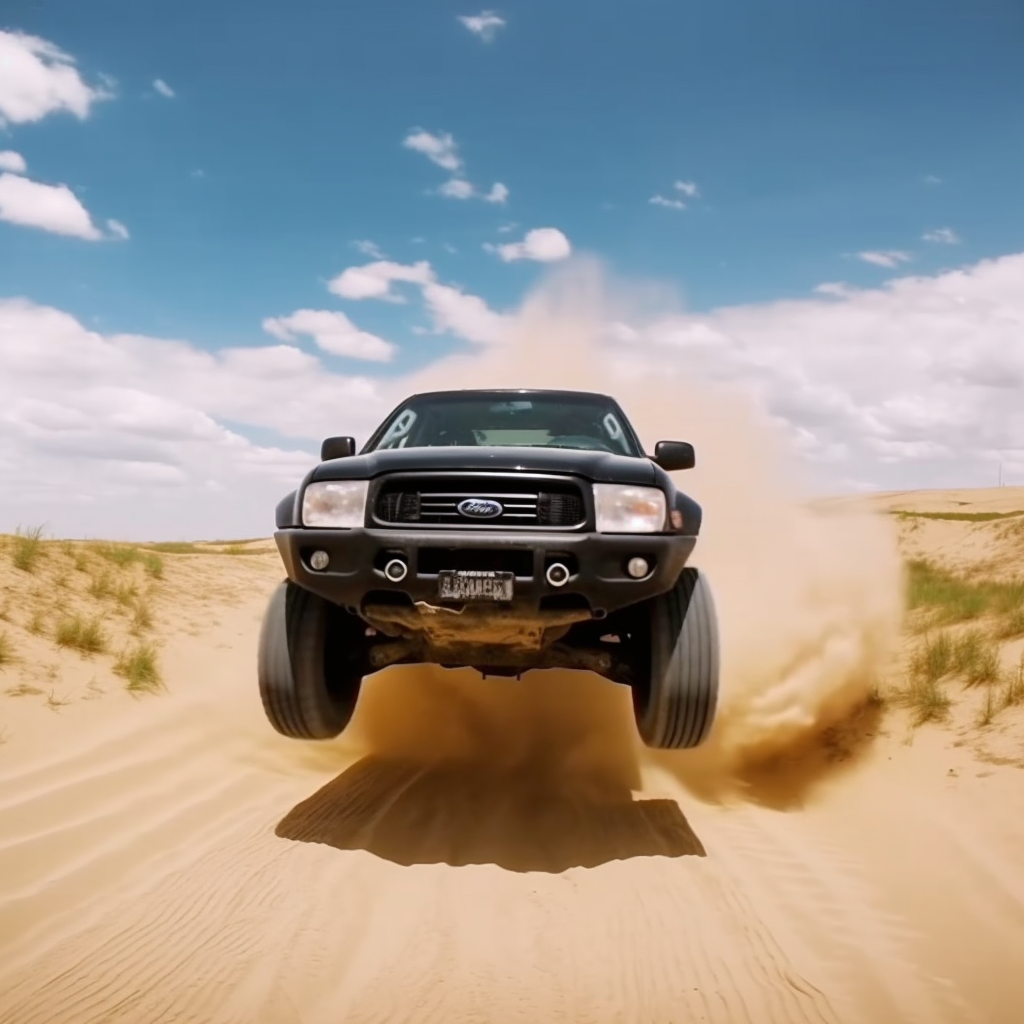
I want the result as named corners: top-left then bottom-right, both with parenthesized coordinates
top-left (457, 498), bottom-right (503, 519)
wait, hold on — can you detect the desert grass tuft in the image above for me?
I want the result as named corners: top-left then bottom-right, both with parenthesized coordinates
top-left (906, 559), bottom-right (1024, 630)
top-left (6, 682), bottom-right (43, 697)
top-left (11, 525), bottom-right (45, 573)
top-left (114, 641), bottom-right (163, 693)
top-left (977, 685), bottom-right (998, 727)
top-left (98, 543), bottom-right (142, 568)
top-left (142, 553), bottom-right (164, 580)
top-left (994, 607), bottom-right (1024, 640)
top-left (130, 598), bottom-right (154, 634)
top-left (88, 572), bottom-right (116, 601)
top-left (909, 631), bottom-right (952, 683)
top-left (45, 690), bottom-right (71, 711)
top-left (891, 675), bottom-right (953, 725)
top-left (0, 630), bottom-right (14, 668)
top-left (143, 541), bottom-right (205, 555)
top-left (1001, 651), bottom-right (1024, 710)
top-left (951, 629), bottom-right (1001, 686)
top-left (27, 610), bottom-right (47, 637)
top-left (54, 615), bottom-right (108, 655)
top-left (893, 509), bottom-right (1024, 523)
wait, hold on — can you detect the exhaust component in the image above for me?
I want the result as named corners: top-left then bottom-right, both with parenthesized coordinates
top-left (546, 562), bottom-right (570, 587)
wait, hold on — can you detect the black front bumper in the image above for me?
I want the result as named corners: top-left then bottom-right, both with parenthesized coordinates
top-left (274, 527), bottom-right (697, 617)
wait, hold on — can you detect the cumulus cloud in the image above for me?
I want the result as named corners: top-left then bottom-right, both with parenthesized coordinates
top-left (487, 227), bottom-right (572, 263)
top-left (923, 227), bottom-right (960, 244)
top-left (4, 252), bottom-right (1023, 538)
top-left (0, 151), bottom-right (27, 173)
top-left (439, 177), bottom-right (475, 200)
top-left (485, 181), bottom-right (509, 204)
top-left (0, 171), bottom-right (103, 239)
top-left (674, 180), bottom-right (699, 198)
top-left (403, 129), bottom-right (462, 172)
top-left (353, 239), bottom-right (385, 259)
top-left (106, 218), bottom-right (130, 240)
top-left (153, 78), bottom-right (175, 98)
top-left (328, 259), bottom-right (435, 302)
top-left (458, 11), bottom-right (507, 42)
top-left (438, 177), bottom-right (509, 203)
top-left (0, 29), bottom-right (113, 125)
top-left (856, 250), bottom-right (912, 268)
top-left (262, 309), bottom-right (395, 361)
top-left (650, 194), bottom-right (687, 211)
top-left (328, 258), bottom-right (510, 345)
top-left (421, 281), bottom-right (509, 345)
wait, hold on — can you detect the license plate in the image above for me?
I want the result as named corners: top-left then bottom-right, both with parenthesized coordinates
top-left (437, 570), bottom-right (514, 602)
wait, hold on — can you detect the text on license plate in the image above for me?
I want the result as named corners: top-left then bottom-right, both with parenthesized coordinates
top-left (437, 570), bottom-right (514, 601)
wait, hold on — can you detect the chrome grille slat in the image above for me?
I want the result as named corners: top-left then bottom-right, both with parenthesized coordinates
top-left (373, 474), bottom-right (587, 530)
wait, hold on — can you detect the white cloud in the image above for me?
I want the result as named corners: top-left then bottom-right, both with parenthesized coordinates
top-left (923, 174), bottom-right (942, 185)
top-left (353, 239), bottom-right (385, 259)
top-left (4, 253), bottom-right (1024, 537)
top-left (0, 298), bottom-right (397, 539)
top-left (437, 177), bottom-right (509, 203)
top-left (856, 250), bottom-right (912, 268)
top-left (0, 29), bottom-right (112, 125)
top-left (485, 181), bottom-right (509, 204)
top-left (487, 227), bottom-right (572, 263)
top-left (650, 194), bottom-right (687, 211)
top-left (403, 129), bottom-right (462, 172)
top-left (106, 218), bottom-right (129, 240)
top-left (0, 150), bottom-right (27, 173)
top-left (674, 180), bottom-right (699, 198)
top-left (153, 78), bottom-right (175, 98)
top-left (923, 228), bottom-right (960, 245)
top-left (328, 257), bottom-right (509, 344)
top-left (458, 11), bottom-right (507, 42)
top-left (262, 309), bottom-right (395, 362)
top-left (421, 281), bottom-right (509, 345)
top-left (439, 177), bottom-right (475, 199)
top-left (814, 282), bottom-right (855, 298)
top-left (328, 259), bottom-right (435, 302)
top-left (0, 171), bottom-right (102, 239)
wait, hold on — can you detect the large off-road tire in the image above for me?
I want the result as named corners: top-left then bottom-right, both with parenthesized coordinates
top-left (257, 579), bottom-right (365, 740)
top-left (632, 567), bottom-right (720, 750)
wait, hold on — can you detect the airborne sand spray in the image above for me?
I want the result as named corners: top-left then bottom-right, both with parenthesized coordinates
top-left (347, 258), bottom-right (906, 794)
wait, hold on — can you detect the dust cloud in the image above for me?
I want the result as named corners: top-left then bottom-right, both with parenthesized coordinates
top-left (349, 258), bottom-right (906, 797)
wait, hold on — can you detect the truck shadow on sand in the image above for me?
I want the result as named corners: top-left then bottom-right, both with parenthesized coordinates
top-left (275, 754), bottom-right (706, 873)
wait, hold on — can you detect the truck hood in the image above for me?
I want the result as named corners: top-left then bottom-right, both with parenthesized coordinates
top-left (309, 445), bottom-right (657, 485)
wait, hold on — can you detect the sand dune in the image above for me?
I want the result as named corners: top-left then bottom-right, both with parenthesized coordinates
top-left (1, 493), bottom-right (1023, 1024)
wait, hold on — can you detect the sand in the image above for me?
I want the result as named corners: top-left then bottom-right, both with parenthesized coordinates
top-left (0, 491), bottom-right (1022, 1024)
top-left (2, 269), bottom-right (1023, 1022)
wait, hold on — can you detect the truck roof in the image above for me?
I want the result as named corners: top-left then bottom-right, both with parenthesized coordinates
top-left (404, 387), bottom-right (616, 402)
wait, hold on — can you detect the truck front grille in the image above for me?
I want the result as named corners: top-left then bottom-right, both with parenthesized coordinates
top-left (372, 474), bottom-right (587, 530)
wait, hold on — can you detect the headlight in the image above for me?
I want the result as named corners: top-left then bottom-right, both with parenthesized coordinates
top-left (301, 480), bottom-right (369, 528)
top-left (593, 484), bottom-right (667, 533)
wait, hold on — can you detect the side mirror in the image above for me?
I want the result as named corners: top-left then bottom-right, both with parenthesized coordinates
top-left (653, 440), bottom-right (695, 471)
top-left (320, 436), bottom-right (356, 461)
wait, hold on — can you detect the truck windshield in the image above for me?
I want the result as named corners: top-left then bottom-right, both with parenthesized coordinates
top-left (365, 392), bottom-right (644, 456)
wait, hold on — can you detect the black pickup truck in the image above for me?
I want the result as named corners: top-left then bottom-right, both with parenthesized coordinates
top-left (259, 388), bottom-right (719, 750)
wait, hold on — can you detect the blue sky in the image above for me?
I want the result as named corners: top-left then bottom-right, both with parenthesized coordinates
top-left (1, 1), bottom-right (1023, 538)
top-left (4, 0), bottom-right (1023, 351)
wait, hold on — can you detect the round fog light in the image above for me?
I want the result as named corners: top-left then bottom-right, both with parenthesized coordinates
top-left (310, 550), bottom-right (330, 571)
top-left (626, 556), bottom-right (649, 579)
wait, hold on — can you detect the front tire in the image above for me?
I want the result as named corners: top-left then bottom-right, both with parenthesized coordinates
top-left (257, 579), bottom-right (365, 740)
top-left (633, 567), bottom-right (720, 749)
